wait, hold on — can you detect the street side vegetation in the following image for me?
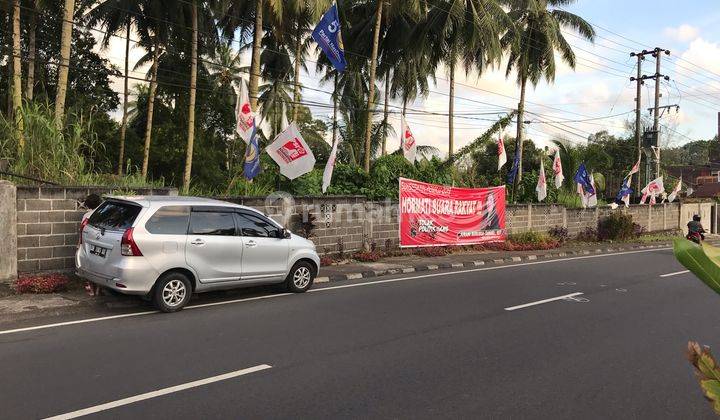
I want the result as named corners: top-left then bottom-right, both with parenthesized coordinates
top-left (0, 1), bottom-right (716, 203)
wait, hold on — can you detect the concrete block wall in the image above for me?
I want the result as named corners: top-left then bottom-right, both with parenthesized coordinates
top-left (16, 186), bottom-right (177, 273)
top-left (0, 181), bottom-right (17, 282)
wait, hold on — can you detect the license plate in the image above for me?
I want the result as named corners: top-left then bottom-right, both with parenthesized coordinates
top-left (90, 245), bottom-right (108, 258)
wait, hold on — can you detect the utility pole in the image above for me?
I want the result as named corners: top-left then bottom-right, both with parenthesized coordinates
top-left (630, 50), bottom-right (648, 198)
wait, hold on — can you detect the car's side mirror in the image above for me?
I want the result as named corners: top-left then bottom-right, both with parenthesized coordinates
top-left (282, 228), bottom-right (291, 239)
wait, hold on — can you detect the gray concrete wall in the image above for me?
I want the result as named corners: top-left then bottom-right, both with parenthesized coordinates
top-left (0, 181), bottom-right (17, 282)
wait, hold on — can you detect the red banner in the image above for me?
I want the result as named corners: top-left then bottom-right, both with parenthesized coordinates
top-left (399, 178), bottom-right (506, 247)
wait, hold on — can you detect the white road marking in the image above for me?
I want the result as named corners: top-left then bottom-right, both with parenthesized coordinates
top-left (660, 270), bottom-right (690, 278)
top-left (504, 293), bottom-right (584, 311)
top-left (0, 247), bottom-right (669, 336)
top-left (43, 364), bottom-right (272, 420)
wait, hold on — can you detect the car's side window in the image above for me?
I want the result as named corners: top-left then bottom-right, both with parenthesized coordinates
top-left (235, 212), bottom-right (280, 238)
top-left (145, 206), bottom-right (191, 235)
top-left (188, 211), bottom-right (236, 236)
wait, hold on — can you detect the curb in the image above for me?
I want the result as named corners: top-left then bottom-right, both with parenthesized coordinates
top-left (314, 242), bottom-right (671, 284)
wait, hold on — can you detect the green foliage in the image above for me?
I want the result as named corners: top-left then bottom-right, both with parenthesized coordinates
top-left (687, 341), bottom-right (720, 416)
top-left (597, 213), bottom-right (638, 241)
top-left (325, 164), bottom-right (368, 195)
top-left (673, 239), bottom-right (720, 297)
top-left (365, 155), bottom-right (418, 200)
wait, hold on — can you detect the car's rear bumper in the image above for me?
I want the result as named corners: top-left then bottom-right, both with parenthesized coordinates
top-left (76, 250), bottom-right (157, 295)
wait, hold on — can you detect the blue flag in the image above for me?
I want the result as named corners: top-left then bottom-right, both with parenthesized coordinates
top-left (243, 122), bottom-right (261, 180)
top-left (312, 4), bottom-right (347, 72)
top-left (614, 176), bottom-right (633, 203)
top-left (507, 143), bottom-right (520, 184)
top-left (573, 163), bottom-right (595, 195)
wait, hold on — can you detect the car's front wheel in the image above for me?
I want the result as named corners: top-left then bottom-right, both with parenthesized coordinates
top-left (153, 272), bottom-right (192, 312)
top-left (285, 261), bottom-right (315, 293)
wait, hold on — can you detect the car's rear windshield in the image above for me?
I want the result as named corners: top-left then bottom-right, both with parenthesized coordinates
top-left (88, 201), bottom-right (142, 231)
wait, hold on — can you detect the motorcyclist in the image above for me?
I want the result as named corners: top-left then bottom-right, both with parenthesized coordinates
top-left (687, 214), bottom-right (706, 241)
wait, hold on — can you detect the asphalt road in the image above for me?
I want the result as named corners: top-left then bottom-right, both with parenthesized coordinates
top-left (1, 248), bottom-right (719, 419)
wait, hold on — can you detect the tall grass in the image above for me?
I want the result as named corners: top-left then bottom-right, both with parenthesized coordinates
top-left (0, 103), bottom-right (162, 188)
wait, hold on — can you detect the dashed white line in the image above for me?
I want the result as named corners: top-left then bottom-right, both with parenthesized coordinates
top-left (504, 292), bottom-right (584, 311)
top-left (660, 270), bottom-right (690, 278)
top-left (43, 364), bottom-right (272, 420)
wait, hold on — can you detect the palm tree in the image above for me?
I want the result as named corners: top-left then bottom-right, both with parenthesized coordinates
top-left (11, 0), bottom-right (24, 150)
top-left (24, 0), bottom-right (43, 101)
top-left (205, 44), bottom-right (245, 87)
top-left (425, 0), bottom-right (507, 157)
top-left (502, 0), bottom-right (595, 182)
top-left (87, 0), bottom-right (144, 175)
top-left (53, 0), bottom-right (75, 127)
top-left (182, 0), bottom-right (199, 194)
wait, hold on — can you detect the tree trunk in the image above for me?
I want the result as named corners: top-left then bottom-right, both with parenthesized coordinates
top-left (54, 0), bottom-right (75, 127)
top-left (332, 73), bottom-right (338, 147)
top-left (117, 18), bottom-right (131, 175)
top-left (182, 0), bottom-right (198, 194)
top-left (26, 3), bottom-right (36, 101)
top-left (249, 0), bottom-right (263, 110)
top-left (11, 0), bottom-right (24, 150)
top-left (292, 23), bottom-right (302, 122)
top-left (141, 42), bottom-right (159, 179)
top-left (363, 0), bottom-right (383, 173)
top-left (382, 76), bottom-right (389, 156)
top-left (448, 63), bottom-right (455, 158)
top-left (516, 76), bottom-right (527, 183)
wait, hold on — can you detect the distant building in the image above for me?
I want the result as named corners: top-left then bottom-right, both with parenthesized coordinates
top-left (666, 163), bottom-right (720, 198)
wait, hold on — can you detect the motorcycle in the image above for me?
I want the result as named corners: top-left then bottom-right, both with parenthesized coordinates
top-left (686, 231), bottom-right (704, 245)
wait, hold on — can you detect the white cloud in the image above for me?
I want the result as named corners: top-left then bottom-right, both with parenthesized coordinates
top-left (664, 24), bottom-right (700, 43)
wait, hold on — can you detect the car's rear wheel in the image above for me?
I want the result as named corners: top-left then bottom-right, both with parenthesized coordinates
top-left (285, 261), bottom-right (315, 293)
top-left (153, 272), bottom-right (192, 312)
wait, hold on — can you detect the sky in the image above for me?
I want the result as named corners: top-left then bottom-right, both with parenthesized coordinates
top-left (96, 0), bottom-right (720, 157)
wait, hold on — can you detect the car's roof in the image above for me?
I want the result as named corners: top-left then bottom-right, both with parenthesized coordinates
top-left (106, 195), bottom-right (247, 209)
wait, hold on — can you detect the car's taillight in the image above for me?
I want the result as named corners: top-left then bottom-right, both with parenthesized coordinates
top-left (78, 217), bottom-right (89, 245)
top-left (121, 227), bottom-right (143, 256)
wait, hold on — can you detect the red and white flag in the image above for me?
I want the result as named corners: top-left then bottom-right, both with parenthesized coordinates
top-left (235, 80), bottom-right (255, 143)
top-left (628, 158), bottom-right (640, 176)
top-left (536, 159), bottom-right (547, 202)
top-left (266, 123), bottom-right (316, 180)
top-left (497, 136), bottom-right (507, 171)
top-left (667, 178), bottom-right (682, 203)
top-left (400, 115), bottom-right (417, 163)
top-left (640, 176), bottom-right (665, 205)
top-left (552, 149), bottom-right (564, 188)
top-left (323, 134), bottom-right (340, 193)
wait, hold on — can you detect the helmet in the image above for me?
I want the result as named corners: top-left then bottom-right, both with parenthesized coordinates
top-left (693, 214), bottom-right (701, 222)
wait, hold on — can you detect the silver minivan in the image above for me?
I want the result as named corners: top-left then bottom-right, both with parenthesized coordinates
top-left (75, 196), bottom-right (320, 312)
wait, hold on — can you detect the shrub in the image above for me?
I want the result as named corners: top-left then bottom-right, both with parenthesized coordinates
top-left (354, 251), bottom-right (383, 262)
top-left (576, 227), bottom-right (599, 242)
top-left (508, 231), bottom-right (560, 250)
top-left (320, 255), bottom-right (334, 266)
top-left (14, 273), bottom-right (69, 294)
top-left (597, 213), bottom-right (638, 241)
top-left (548, 226), bottom-right (569, 243)
top-left (417, 247), bottom-right (450, 257)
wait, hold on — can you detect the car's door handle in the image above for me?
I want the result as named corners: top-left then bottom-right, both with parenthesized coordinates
top-left (190, 239), bottom-right (205, 246)
top-left (245, 240), bottom-right (257, 248)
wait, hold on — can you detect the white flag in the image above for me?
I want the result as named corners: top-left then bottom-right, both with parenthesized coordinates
top-left (552, 149), bottom-right (564, 188)
top-left (536, 159), bottom-right (547, 202)
top-left (640, 176), bottom-right (665, 205)
top-left (577, 183), bottom-right (588, 209)
top-left (587, 174), bottom-right (597, 208)
top-left (323, 135), bottom-right (340, 193)
top-left (266, 122), bottom-right (316, 180)
top-left (400, 115), bottom-right (417, 163)
top-left (235, 80), bottom-right (255, 143)
top-left (497, 136), bottom-right (507, 171)
top-left (667, 178), bottom-right (682, 203)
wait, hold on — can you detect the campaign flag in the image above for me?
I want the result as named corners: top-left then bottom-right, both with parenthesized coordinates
top-left (552, 149), bottom-right (564, 188)
top-left (497, 136), bottom-right (507, 171)
top-left (587, 174), bottom-right (598, 208)
top-left (243, 122), bottom-right (261, 180)
top-left (266, 122), bottom-right (316, 180)
top-left (536, 159), bottom-right (547, 202)
top-left (400, 115), bottom-right (417, 163)
top-left (312, 4), bottom-right (347, 72)
top-left (577, 183), bottom-right (589, 208)
top-left (323, 135), bottom-right (340, 193)
top-left (668, 178), bottom-right (682, 203)
top-left (235, 80), bottom-right (255, 143)
top-left (640, 176), bottom-right (665, 205)
top-left (399, 178), bottom-right (506, 247)
top-left (613, 176), bottom-right (633, 208)
top-left (507, 143), bottom-right (520, 184)
top-left (574, 163), bottom-right (595, 195)
top-left (628, 158), bottom-right (640, 176)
